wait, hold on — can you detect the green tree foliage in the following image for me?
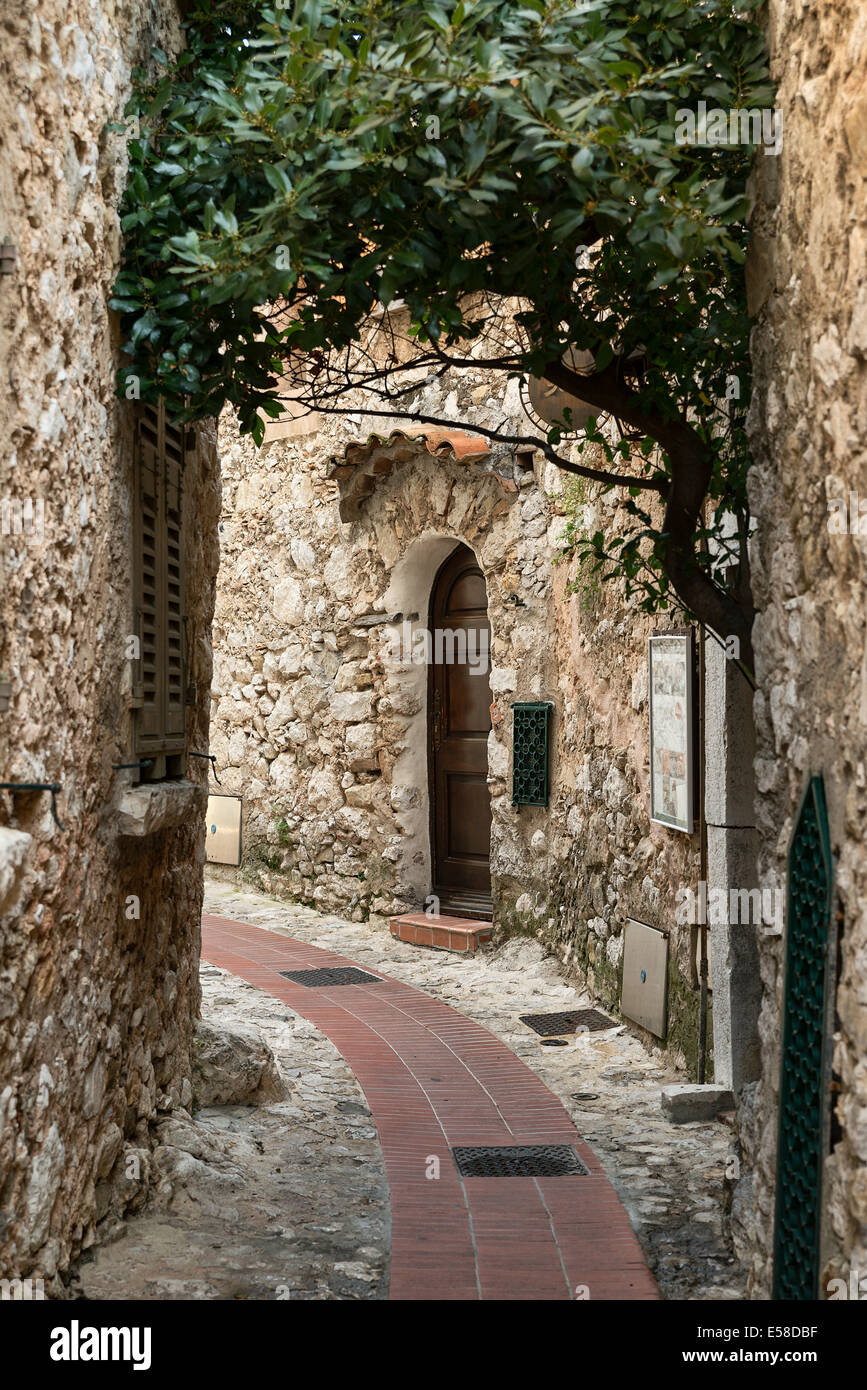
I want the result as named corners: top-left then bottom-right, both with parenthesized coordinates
top-left (112, 0), bottom-right (774, 666)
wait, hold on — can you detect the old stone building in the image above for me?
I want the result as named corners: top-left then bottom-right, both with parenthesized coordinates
top-left (741, 0), bottom-right (867, 1299)
top-left (210, 320), bottom-right (746, 1077)
top-left (0, 0), bottom-right (218, 1286)
top-left (1, 0), bottom-right (865, 1309)
top-left (208, 0), bottom-right (867, 1301)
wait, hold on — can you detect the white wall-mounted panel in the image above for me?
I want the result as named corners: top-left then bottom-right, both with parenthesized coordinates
top-left (205, 794), bottom-right (242, 866)
top-left (621, 917), bottom-right (668, 1037)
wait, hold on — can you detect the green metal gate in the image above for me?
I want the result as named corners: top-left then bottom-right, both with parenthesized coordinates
top-left (772, 775), bottom-right (834, 1300)
top-left (511, 702), bottom-right (552, 807)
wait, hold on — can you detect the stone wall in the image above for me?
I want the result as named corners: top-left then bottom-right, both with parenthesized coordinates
top-left (213, 317), bottom-right (703, 1071)
top-left (0, 0), bottom-right (219, 1285)
top-left (744, 0), bottom-right (867, 1296)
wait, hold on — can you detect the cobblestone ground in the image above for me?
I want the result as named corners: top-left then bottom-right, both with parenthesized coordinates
top-left (74, 875), bottom-right (746, 1301)
top-left (72, 959), bottom-right (389, 1300)
top-left (201, 876), bottom-right (746, 1301)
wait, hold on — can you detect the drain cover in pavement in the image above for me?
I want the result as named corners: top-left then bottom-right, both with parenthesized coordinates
top-left (279, 967), bottom-right (382, 987)
top-left (452, 1144), bottom-right (590, 1178)
top-left (519, 1008), bottom-right (613, 1036)
top-left (540, 1038), bottom-right (568, 1047)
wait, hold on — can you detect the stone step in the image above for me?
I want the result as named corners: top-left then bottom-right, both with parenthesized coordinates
top-left (390, 913), bottom-right (494, 954)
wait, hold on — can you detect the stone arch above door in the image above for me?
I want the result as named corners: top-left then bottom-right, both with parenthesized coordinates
top-left (345, 437), bottom-right (528, 914)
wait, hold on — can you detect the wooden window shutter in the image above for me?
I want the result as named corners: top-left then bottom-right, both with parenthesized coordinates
top-left (132, 400), bottom-right (187, 774)
top-left (163, 413), bottom-right (186, 739)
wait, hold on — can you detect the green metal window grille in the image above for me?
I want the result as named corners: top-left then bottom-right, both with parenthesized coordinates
top-left (512, 703), bottom-right (552, 807)
top-left (773, 775), bottom-right (833, 1301)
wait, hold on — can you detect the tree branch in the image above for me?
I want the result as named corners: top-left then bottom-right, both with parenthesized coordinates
top-left (545, 358), bottom-right (756, 667)
top-left (272, 331), bottom-right (754, 663)
top-left (296, 399), bottom-right (667, 494)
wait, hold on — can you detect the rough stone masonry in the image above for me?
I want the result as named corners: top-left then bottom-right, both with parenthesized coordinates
top-left (0, 0), bottom-right (219, 1286)
top-left (742, 0), bottom-right (867, 1297)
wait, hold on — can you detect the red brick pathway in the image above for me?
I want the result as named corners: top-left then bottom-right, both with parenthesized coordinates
top-left (202, 914), bottom-right (659, 1301)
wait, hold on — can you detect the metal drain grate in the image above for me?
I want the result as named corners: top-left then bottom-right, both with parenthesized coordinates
top-left (519, 1008), bottom-right (614, 1036)
top-left (452, 1144), bottom-right (590, 1178)
top-left (279, 967), bottom-right (382, 987)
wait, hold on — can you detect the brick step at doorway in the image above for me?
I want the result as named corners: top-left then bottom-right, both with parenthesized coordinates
top-left (390, 912), bottom-right (493, 954)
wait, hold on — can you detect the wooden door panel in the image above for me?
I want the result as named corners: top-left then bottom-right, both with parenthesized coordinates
top-left (448, 572), bottom-right (487, 612)
top-left (429, 544), bottom-right (492, 913)
top-left (441, 617), bottom-right (491, 733)
top-left (445, 775), bottom-right (493, 859)
top-left (437, 742), bottom-right (486, 774)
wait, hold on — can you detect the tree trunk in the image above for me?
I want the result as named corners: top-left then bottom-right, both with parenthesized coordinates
top-left (544, 358), bottom-right (755, 672)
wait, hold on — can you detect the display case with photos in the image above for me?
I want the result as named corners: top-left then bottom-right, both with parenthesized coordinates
top-left (648, 629), bottom-right (697, 834)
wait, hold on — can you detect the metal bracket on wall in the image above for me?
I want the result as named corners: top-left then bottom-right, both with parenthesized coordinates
top-left (190, 751), bottom-right (221, 784)
top-left (0, 781), bottom-right (64, 830)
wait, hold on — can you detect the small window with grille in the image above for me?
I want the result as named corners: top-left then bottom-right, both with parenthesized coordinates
top-left (130, 400), bottom-right (188, 781)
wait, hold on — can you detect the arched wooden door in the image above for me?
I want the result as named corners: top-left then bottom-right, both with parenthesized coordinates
top-left (428, 544), bottom-right (492, 918)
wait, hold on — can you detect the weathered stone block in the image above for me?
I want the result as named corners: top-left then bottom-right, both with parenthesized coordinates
top-left (272, 577), bottom-right (305, 625)
top-left (115, 782), bottom-right (205, 838)
top-left (192, 1020), bottom-right (284, 1107)
top-left (331, 691), bottom-right (375, 723)
top-left (660, 1085), bottom-right (734, 1124)
top-left (0, 827), bottom-right (32, 914)
top-left (345, 722), bottom-right (377, 759)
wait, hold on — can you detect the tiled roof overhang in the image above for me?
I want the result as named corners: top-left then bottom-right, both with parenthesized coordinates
top-left (328, 428), bottom-right (515, 522)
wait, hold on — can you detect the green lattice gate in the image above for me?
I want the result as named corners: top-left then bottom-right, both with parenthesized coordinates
top-left (511, 702), bottom-right (552, 807)
top-left (772, 775), bottom-right (834, 1300)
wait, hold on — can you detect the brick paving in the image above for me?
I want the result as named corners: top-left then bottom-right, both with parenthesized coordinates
top-left (202, 912), bottom-right (658, 1301)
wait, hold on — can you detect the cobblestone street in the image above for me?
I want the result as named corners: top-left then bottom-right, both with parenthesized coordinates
top-left (202, 878), bottom-right (746, 1299)
top-left (73, 950), bottom-right (389, 1300)
top-left (75, 876), bottom-right (746, 1300)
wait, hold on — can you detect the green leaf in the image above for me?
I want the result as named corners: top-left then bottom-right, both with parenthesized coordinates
top-left (263, 164), bottom-right (293, 196)
top-left (111, 0), bottom-right (762, 634)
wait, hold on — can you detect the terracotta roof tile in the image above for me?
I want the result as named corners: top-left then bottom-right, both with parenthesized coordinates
top-left (338, 428), bottom-right (490, 465)
top-left (328, 429), bottom-right (501, 522)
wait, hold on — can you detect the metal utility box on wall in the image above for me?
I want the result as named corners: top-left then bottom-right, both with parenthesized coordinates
top-left (621, 918), bottom-right (669, 1038)
top-left (511, 702), bottom-right (553, 807)
top-left (206, 794), bottom-right (242, 866)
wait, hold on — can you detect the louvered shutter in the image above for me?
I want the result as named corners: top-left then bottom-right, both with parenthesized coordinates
top-left (163, 413), bottom-right (186, 738)
top-left (132, 400), bottom-right (187, 771)
top-left (134, 404), bottom-right (163, 742)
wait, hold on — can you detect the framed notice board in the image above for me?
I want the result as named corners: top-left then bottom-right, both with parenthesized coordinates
top-left (648, 629), bottom-right (697, 834)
